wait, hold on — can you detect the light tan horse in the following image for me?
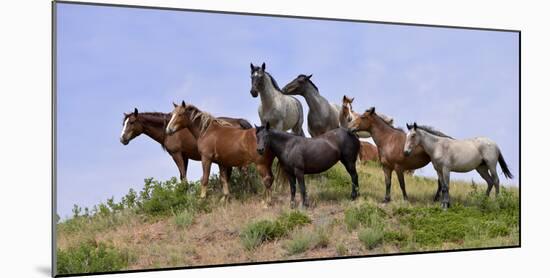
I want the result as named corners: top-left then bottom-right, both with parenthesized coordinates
top-left (165, 101), bottom-right (275, 204)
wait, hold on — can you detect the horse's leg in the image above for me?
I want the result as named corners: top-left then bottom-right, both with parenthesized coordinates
top-left (171, 153), bottom-right (187, 182)
top-left (183, 156), bottom-right (189, 182)
top-left (382, 166), bottom-right (393, 203)
top-left (440, 168), bottom-right (451, 209)
top-left (257, 164), bottom-right (274, 207)
top-left (433, 179), bottom-right (442, 202)
top-left (396, 170), bottom-right (409, 201)
top-left (476, 164), bottom-right (494, 196)
top-left (342, 159), bottom-right (359, 200)
top-left (219, 165), bottom-right (231, 202)
top-left (200, 157), bottom-right (212, 199)
top-left (488, 163), bottom-right (501, 196)
top-left (287, 173), bottom-right (298, 208)
top-left (295, 169), bottom-right (308, 208)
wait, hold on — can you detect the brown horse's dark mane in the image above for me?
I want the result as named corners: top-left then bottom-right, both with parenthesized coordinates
top-left (124, 112), bottom-right (171, 152)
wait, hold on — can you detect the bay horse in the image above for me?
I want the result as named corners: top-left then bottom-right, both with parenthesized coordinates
top-left (250, 63), bottom-right (305, 136)
top-left (119, 108), bottom-right (252, 182)
top-left (281, 74), bottom-right (340, 137)
top-left (339, 95), bottom-right (394, 138)
top-left (404, 122), bottom-right (513, 208)
top-left (255, 122), bottom-right (360, 208)
top-left (165, 101), bottom-right (275, 204)
top-left (349, 107), bottom-right (442, 203)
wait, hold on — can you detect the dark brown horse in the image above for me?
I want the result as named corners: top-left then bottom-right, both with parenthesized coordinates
top-left (349, 107), bottom-right (441, 202)
top-left (119, 108), bottom-right (252, 182)
top-left (165, 101), bottom-right (275, 204)
top-left (256, 123), bottom-right (360, 208)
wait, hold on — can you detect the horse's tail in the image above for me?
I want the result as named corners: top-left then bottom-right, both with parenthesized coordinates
top-left (498, 151), bottom-right (514, 179)
top-left (237, 118), bottom-right (253, 129)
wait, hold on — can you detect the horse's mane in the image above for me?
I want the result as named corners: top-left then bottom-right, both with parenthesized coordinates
top-left (185, 105), bottom-right (232, 135)
top-left (123, 112), bottom-right (171, 152)
top-left (369, 110), bottom-right (404, 133)
top-left (264, 72), bottom-right (282, 91)
top-left (297, 74), bottom-right (319, 92)
top-left (416, 125), bottom-right (454, 139)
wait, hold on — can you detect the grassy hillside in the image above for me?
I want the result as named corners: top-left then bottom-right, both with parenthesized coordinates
top-left (56, 162), bottom-right (519, 275)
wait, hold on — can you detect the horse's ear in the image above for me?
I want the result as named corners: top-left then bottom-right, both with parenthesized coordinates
top-left (250, 63), bottom-right (254, 72)
top-left (265, 121), bottom-right (270, 130)
top-left (413, 122), bottom-right (418, 130)
top-left (181, 100), bottom-right (186, 107)
top-left (406, 123), bottom-right (412, 130)
top-left (261, 62), bottom-right (266, 71)
top-left (133, 108), bottom-right (138, 116)
top-left (173, 102), bottom-right (178, 108)
top-left (306, 74), bottom-right (312, 80)
top-left (369, 107), bottom-right (375, 115)
top-left (342, 95), bottom-right (346, 102)
top-left (350, 97), bottom-right (354, 103)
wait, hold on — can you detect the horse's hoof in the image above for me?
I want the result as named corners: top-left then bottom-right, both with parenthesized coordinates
top-left (290, 200), bottom-right (297, 209)
top-left (382, 197), bottom-right (391, 203)
top-left (441, 202), bottom-right (450, 210)
top-left (351, 191), bottom-right (359, 200)
top-left (433, 196), bottom-right (440, 202)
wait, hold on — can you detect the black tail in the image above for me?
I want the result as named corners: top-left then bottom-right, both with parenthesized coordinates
top-left (238, 119), bottom-right (253, 129)
top-left (498, 152), bottom-right (513, 179)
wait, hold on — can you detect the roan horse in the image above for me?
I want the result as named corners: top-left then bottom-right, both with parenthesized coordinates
top-left (255, 122), bottom-right (360, 208)
top-left (250, 63), bottom-right (305, 136)
top-left (349, 107), bottom-right (442, 203)
top-left (404, 122), bottom-right (513, 208)
top-left (165, 101), bottom-right (275, 204)
top-left (281, 74), bottom-right (340, 137)
top-left (120, 108), bottom-right (253, 182)
top-left (339, 95), bottom-right (394, 138)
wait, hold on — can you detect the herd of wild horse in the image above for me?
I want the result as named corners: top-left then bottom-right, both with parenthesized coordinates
top-left (120, 62), bottom-right (513, 209)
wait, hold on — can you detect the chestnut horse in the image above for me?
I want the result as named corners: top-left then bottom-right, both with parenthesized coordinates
top-left (165, 101), bottom-right (275, 203)
top-left (119, 108), bottom-right (251, 182)
top-left (349, 107), bottom-right (442, 202)
top-left (358, 141), bottom-right (379, 163)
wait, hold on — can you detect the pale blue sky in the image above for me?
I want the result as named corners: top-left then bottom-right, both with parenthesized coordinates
top-left (56, 3), bottom-right (519, 217)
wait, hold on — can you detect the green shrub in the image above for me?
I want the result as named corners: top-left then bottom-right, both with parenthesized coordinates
top-left (344, 203), bottom-right (386, 230)
top-left (138, 178), bottom-right (208, 216)
top-left (240, 211), bottom-right (311, 250)
top-left (56, 239), bottom-right (130, 275)
top-left (284, 233), bottom-right (314, 255)
top-left (173, 210), bottom-right (194, 229)
top-left (336, 243), bottom-right (348, 256)
top-left (358, 227), bottom-right (384, 249)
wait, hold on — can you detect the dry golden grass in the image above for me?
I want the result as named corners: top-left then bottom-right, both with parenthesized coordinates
top-left (57, 163), bottom-right (519, 272)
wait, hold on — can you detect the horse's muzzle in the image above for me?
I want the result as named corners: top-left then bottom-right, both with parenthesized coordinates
top-left (166, 127), bottom-right (175, 135)
top-left (120, 138), bottom-right (129, 145)
top-left (250, 89), bottom-right (258, 98)
top-left (257, 148), bottom-right (264, 155)
top-left (404, 150), bottom-right (411, 157)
